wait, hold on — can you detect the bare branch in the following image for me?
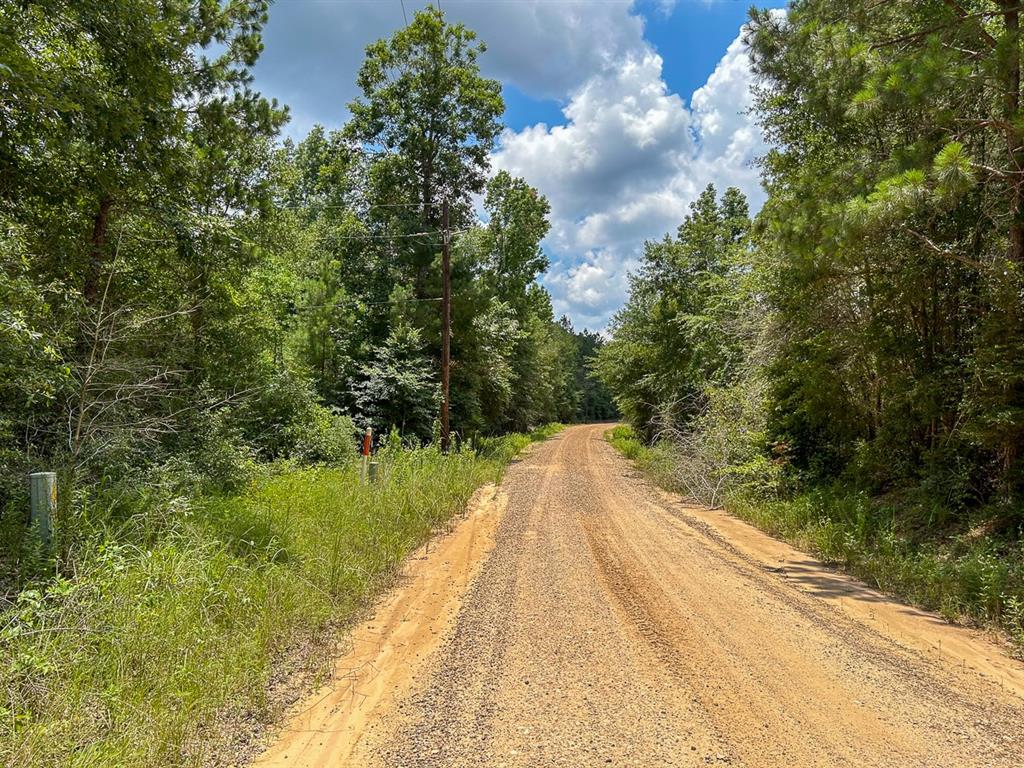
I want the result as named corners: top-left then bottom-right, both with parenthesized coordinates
top-left (903, 226), bottom-right (989, 270)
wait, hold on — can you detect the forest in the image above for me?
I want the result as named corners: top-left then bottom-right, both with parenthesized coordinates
top-left (5, 0), bottom-right (1024, 765)
top-left (0, 4), bottom-right (612, 765)
top-left (598, 1), bottom-right (1024, 648)
top-left (0, 2), bottom-right (614, 547)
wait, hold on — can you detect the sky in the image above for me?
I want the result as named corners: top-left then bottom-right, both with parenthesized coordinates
top-left (251, 0), bottom-right (775, 331)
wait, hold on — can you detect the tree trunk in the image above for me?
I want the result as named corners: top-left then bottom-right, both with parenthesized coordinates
top-left (83, 194), bottom-right (113, 306)
top-left (999, 0), bottom-right (1024, 261)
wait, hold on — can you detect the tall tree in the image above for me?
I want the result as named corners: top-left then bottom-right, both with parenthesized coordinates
top-left (0, 0), bottom-right (289, 487)
top-left (346, 6), bottom-right (503, 290)
top-left (481, 170), bottom-right (551, 298)
top-left (745, 1), bottom-right (1024, 499)
top-left (596, 185), bottom-right (753, 437)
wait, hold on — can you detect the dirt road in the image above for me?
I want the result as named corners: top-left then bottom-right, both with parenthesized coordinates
top-left (253, 424), bottom-right (1024, 767)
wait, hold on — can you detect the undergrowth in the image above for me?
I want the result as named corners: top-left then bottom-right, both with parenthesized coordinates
top-left (0, 425), bottom-right (562, 768)
top-left (606, 425), bottom-right (1024, 653)
top-left (605, 424), bottom-right (680, 485)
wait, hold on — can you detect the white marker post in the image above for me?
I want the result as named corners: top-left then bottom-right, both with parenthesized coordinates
top-left (28, 471), bottom-right (56, 544)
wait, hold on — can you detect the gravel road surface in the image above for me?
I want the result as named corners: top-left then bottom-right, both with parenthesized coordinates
top-left (254, 424), bottom-right (1024, 768)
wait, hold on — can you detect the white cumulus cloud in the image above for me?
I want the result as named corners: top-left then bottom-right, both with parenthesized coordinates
top-left (545, 250), bottom-right (642, 330)
top-left (255, 0), bottom-right (649, 136)
top-left (492, 19), bottom-right (769, 331)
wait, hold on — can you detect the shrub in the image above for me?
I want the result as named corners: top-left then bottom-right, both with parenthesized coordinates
top-left (0, 426), bottom-right (559, 766)
top-left (288, 405), bottom-right (358, 465)
top-left (606, 424), bottom-right (645, 460)
top-left (608, 380), bottom-right (781, 508)
top-left (160, 409), bottom-right (260, 495)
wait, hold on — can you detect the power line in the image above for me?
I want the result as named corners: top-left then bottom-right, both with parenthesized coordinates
top-left (328, 230), bottom-right (440, 240)
top-left (277, 201), bottom-right (429, 210)
top-left (400, 0), bottom-right (408, 25)
top-left (294, 296), bottom-right (442, 312)
top-left (324, 227), bottom-right (472, 241)
top-left (117, 222), bottom-right (446, 243)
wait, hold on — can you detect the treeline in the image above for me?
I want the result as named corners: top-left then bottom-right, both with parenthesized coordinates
top-left (0, 4), bottom-right (613, 544)
top-left (595, 185), bottom-right (768, 506)
top-left (598, 2), bottom-right (1024, 637)
top-left (0, 6), bottom-right (611, 760)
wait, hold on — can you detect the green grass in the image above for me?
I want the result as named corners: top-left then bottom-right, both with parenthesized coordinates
top-left (0, 426), bottom-right (562, 767)
top-left (605, 424), bottom-right (681, 487)
top-left (478, 422), bottom-right (566, 467)
top-left (606, 425), bottom-right (1024, 653)
top-left (728, 491), bottom-right (1024, 651)
top-left (605, 424), bottom-right (644, 460)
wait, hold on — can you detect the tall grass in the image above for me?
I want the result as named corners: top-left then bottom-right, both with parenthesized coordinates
top-left (0, 427), bottom-right (562, 768)
top-left (606, 425), bottom-right (1024, 653)
top-left (605, 425), bottom-right (682, 487)
top-left (728, 491), bottom-right (1024, 650)
top-left (477, 421), bottom-right (565, 467)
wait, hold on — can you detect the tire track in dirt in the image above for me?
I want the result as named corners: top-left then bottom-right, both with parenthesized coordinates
top-left (250, 424), bottom-right (1024, 767)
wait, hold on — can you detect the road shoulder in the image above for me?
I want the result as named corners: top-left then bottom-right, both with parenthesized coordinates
top-left (650, 486), bottom-right (1024, 701)
top-left (249, 483), bottom-right (509, 768)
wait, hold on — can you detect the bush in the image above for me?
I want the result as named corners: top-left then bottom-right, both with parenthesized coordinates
top-left (289, 405), bottom-right (358, 465)
top-left (0, 426), bottom-right (559, 767)
top-left (607, 379), bottom-right (781, 508)
top-left (237, 369), bottom-right (352, 462)
top-left (160, 409), bottom-right (260, 495)
top-left (652, 382), bottom-right (781, 507)
top-left (606, 424), bottom-right (645, 460)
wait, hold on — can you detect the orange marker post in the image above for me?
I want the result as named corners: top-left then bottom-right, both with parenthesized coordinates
top-left (361, 427), bottom-right (372, 484)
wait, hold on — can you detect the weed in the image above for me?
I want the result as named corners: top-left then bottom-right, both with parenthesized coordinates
top-left (607, 426), bottom-right (1024, 654)
top-left (0, 425), bottom-right (562, 767)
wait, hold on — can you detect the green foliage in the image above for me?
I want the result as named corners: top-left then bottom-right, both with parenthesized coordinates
top-left (598, 1), bottom-right (1024, 650)
top-left (0, 0), bottom-right (290, 508)
top-left (166, 409), bottom-right (260, 495)
top-left (477, 422), bottom-right (566, 468)
top-left (291, 406), bottom-right (358, 465)
top-left (745, 0), bottom-right (1024, 499)
top-left (932, 141), bottom-right (975, 203)
top-left (605, 425), bottom-right (682, 491)
top-left (352, 323), bottom-right (438, 439)
top-left (0, 223), bottom-right (69, 417)
top-left (595, 184), bottom-right (755, 437)
top-left (606, 425), bottom-right (647, 461)
top-left (347, 6), bottom-right (503, 215)
top-left (0, 431), bottom-right (552, 767)
top-left (481, 171), bottom-right (551, 295)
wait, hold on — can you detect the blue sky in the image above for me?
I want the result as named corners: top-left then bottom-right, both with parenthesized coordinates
top-left (252, 0), bottom-right (773, 330)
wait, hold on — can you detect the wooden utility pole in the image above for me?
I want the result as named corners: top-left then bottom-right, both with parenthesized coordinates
top-left (440, 199), bottom-right (451, 453)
